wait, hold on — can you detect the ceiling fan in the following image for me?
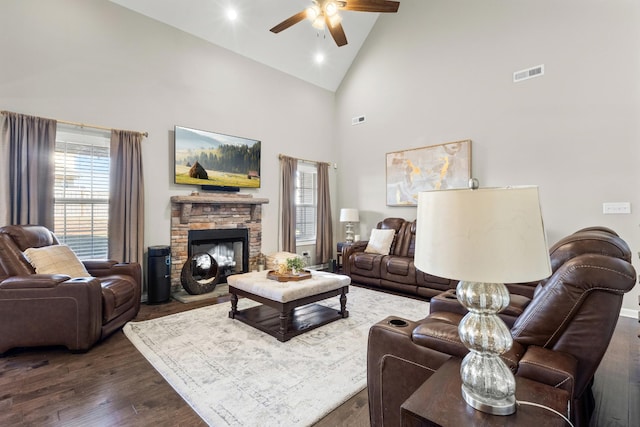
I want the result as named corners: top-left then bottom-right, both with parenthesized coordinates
top-left (270, 0), bottom-right (400, 47)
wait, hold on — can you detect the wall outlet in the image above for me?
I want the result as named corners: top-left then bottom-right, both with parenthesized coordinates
top-left (602, 202), bottom-right (631, 214)
top-left (352, 115), bottom-right (366, 125)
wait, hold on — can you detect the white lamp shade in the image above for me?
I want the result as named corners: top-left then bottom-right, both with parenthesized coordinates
top-left (340, 208), bottom-right (359, 223)
top-left (414, 186), bottom-right (551, 283)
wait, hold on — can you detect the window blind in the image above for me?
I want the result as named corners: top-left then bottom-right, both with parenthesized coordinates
top-left (295, 162), bottom-right (317, 242)
top-left (54, 125), bottom-right (110, 259)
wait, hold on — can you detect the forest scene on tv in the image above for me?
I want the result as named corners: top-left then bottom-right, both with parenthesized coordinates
top-left (175, 126), bottom-right (261, 188)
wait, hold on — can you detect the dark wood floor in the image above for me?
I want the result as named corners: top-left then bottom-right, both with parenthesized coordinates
top-left (0, 297), bottom-right (637, 426)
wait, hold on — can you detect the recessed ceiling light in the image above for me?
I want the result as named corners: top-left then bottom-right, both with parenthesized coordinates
top-left (226, 8), bottom-right (238, 21)
top-left (315, 53), bottom-right (325, 64)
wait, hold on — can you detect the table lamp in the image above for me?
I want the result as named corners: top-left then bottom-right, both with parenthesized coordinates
top-left (414, 185), bottom-right (551, 415)
top-left (339, 208), bottom-right (359, 243)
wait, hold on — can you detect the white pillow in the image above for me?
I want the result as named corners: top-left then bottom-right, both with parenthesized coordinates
top-left (365, 229), bottom-right (396, 255)
top-left (23, 245), bottom-right (91, 278)
top-left (265, 251), bottom-right (301, 270)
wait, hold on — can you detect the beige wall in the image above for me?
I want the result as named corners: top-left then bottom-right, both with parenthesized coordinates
top-left (2, 0), bottom-right (639, 315)
top-left (335, 0), bottom-right (640, 314)
top-left (0, 0), bottom-right (337, 261)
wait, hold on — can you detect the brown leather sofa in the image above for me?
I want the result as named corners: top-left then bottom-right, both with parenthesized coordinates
top-left (367, 248), bottom-right (636, 426)
top-left (0, 225), bottom-right (142, 354)
top-left (343, 218), bottom-right (457, 299)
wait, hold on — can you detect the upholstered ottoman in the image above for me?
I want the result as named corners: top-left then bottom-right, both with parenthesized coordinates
top-left (227, 270), bottom-right (350, 341)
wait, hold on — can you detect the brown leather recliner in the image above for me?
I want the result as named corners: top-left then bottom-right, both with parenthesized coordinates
top-left (428, 226), bottom-right (633, 327)
top-left (367, 251), bottom-right (636, 427)
top-left (508, 225), bottom-right (630, 298)
top-left (0, 225), bottom-right (141, 354)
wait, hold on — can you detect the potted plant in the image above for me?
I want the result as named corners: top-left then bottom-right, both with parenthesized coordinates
top-left (286, 257), bottom-right (305, 274)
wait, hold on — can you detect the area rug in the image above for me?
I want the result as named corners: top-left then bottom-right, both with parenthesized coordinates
top-left (123, 286), bottom-right (429, 426)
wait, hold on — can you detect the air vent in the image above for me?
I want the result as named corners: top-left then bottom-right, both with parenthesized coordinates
top-left (513, 64), bottom-right (544, 83)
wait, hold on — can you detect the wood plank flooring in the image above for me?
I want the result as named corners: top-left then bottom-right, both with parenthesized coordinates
top-left (0, 296), bottom-right (637, 426)
top-left (590, 314), bottom-right (640, 427)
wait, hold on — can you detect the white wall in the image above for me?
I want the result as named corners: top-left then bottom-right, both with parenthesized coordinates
top-left (0, 0), bottom-right (337, 259)
top-left (2, 0), bottom-right (639, 315)
top-left (335, 0), bottom-right (640, 314)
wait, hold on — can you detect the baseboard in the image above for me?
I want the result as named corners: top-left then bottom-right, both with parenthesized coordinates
top-left (619, 307), bottom-right (638, 320)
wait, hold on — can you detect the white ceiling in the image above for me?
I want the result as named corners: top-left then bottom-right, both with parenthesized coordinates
top-left (110, 0), bottom-right (383, 92)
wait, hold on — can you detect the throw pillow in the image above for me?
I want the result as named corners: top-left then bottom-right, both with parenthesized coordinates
top-left (365, 229), bottom-right (396, 255)
top-left (265, 251), bottom-right (301, 270)
top-left (23, 245), bottom-right (91, 278)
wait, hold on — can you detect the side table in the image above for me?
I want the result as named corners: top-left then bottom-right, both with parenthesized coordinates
top-left (336, 241), bottom-right (352, 272)
top-left (401, 358), bottom-right (571, 427)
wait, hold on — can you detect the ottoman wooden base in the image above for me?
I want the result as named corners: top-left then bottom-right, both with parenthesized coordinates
top-left (229, 286), bottom-right (349, 341)
top-left (229, 285), bottom-right (349, 342)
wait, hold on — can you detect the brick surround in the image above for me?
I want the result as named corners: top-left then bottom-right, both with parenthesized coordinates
top-left (170, 194), bottom-right (269, 293)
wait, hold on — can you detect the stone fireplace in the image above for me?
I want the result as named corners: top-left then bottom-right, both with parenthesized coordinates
top-left (170, 194), bottom-right (269, 293)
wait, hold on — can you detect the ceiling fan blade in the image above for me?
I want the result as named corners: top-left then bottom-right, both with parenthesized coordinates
top-left (270, 10), bottom-right (308, 33)
top-left (342, 0), bottom-right (400, 13)
top-left (325, 16), bottom-right (348, 47)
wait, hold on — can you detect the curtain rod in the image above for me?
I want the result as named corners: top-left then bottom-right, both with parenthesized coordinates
top-left (278, 153), bottom-right (329, 166)
top-left (58, 119), bottom-right (148, 138)
top-left (1, 110), bottom-right (148, 138)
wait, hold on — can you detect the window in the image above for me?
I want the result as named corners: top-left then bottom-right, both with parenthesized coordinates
top-left (54, 125), bottom-right (110, 259)
top-left (295, 162), bottom-right (317, 243)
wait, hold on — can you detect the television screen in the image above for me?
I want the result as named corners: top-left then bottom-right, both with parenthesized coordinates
top-left (174, 126), bottom-right (261, 189)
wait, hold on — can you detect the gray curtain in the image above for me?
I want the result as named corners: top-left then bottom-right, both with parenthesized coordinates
top-left (0, 112), bottom-right (56, 229)
top-left (280, 155), bottom-right (297, 252)
top-left (109, 130), bottom-right (145, 263)
top-left (315, 162), bottom-right (333, 264)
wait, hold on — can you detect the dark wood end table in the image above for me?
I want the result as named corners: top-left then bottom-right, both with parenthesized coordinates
top-left (401, 358), bottom-right (571, 427)
top-left (336, 241), bottom-right (352, 272)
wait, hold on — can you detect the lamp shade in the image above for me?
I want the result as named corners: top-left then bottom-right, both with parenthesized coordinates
top-left (414, 186), bottom-right (551, 283)
top-left (339, 208), bottom-right (359, 223)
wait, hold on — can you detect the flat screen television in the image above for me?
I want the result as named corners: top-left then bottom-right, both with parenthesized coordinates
top-left (174, 125), bottom-right (261, 191)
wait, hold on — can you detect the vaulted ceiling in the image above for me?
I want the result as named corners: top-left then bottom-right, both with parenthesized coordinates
top-left (110, 0), bottom-right (385, 91)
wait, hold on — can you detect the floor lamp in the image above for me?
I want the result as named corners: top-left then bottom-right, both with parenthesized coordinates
top-left (414, 185), bottom-right (551, 415)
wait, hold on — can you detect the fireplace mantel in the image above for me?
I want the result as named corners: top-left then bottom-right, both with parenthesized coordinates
top-left (170, 194), bottom-right (269, 205)
top-left (171, 194), bottom-right (269, 224)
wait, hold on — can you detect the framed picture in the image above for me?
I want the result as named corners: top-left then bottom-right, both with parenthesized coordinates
top-left (386, 139), bottom-right (472, 206)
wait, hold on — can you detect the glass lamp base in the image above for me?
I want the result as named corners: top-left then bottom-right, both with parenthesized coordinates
top-left (345, 222), bottom-right (355, 243)
top-left (457, 280), bottom-right (517, 416)
top-left (461, 384), bottom-right (516, 416)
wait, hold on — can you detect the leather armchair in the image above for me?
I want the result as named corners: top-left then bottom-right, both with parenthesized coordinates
top-left (367, 252), bottom-right (636, 427)
top-left (0, 225), bottom-right (141, 354)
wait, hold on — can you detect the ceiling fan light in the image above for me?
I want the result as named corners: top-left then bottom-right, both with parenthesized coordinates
top-left (324, 2), bottom-right (338, 17)
top-left (306, 5), bottom-right (320, 21)
top-left (327, 13), bottom-right (342, 28)
top-left (312, 16), bottom-right (325, 29)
